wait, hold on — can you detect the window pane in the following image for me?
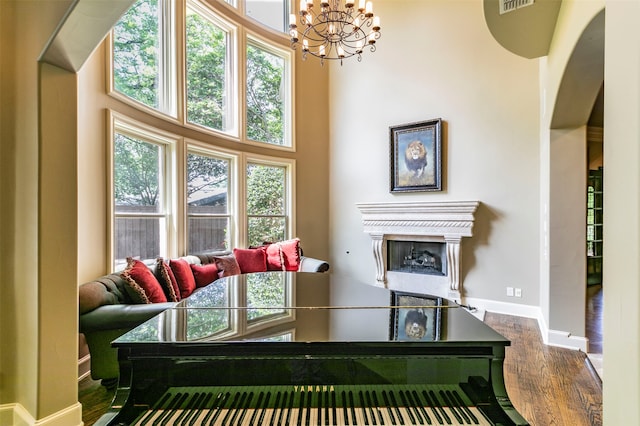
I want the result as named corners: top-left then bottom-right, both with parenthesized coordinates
top-left (114, 134), bottom-right (162, 211)
top-left (246, 163), bottom-right (285, 215)
top-left (189, 217), bottom-right (230, 251)
top-left (246, 43), bottom-right (287, 145)
top-left (186, 9), bottom-right (231, 132)
top-left (114, 217), bottom-right (162, 263)
top-left (246, 273), bottom-right (286, 321)
top-left (246, 0), bottom-right (288, 32)
top-left (113, 0), bottom-right (160, 109)
top-left (187, 153), bottom-right (229, 211)
top-left (248, 217), bottom-right (285, 246)
top-left (187, 152), bottom-right (230, 251)
top-left (246, 163), bottom-right (286, 245)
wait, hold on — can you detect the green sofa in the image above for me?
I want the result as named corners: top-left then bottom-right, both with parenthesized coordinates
top-left (78, 252), bottom-right (329, 388)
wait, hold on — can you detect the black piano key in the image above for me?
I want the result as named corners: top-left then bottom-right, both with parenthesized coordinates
top-left (220, 391), bottom-right (241, 426)
top-left (202, 392), bottom-right (231, 425)
top-left (370, 390), bottom-right (386, 426)
top-left (349, 390), bottom-right (358, 425)
top-left (381, 390), bottom-right (397, 425)
top-left (388, 390), bottom-right (405, 425)
top-left (402, 390), bottom-right (424, 425)
top-left (185, 392), bottom-right (213, 426)
top-left (421, 390), bottom-right (443, 425)
top-left (270, 392), bottom-right (282, 426)
top-left (177, 392), bottom-right (206, 426)
top-left (324, 389), bottom-right (331, 426)
top-left (306, 389), bottom-right (312, 426)
top-left (136, 392), bottom-right (172, 425)
top-left (428, 390), bottom-right (451, 425)
top-left (298, 391), bottom-right (306, 426)
top-left (410, 390), bottom-right (432, 425)
top-left (451, 390), bottom-right (479, 425)
top-left (398, 390), bottom-right (416, 425)
top-left (156, 391), bottom-right (189, 426)
top-left (357, 391), bottom-right (368, 425)
top-left (257, 392), bottom-right (272, 426)
top-left (342, 391), bottom-right (350, 425)
top-left (439, 390), bottom-right (463, 425)
top-left (364, 390), bottom-right (378, 426)
top-left (317, 388), bottom-right (323, 426)
top-left (248, 392), bottom-right (265, 426)
top-left (445, 390), bottom-right (470, 425)
top-left (276, 391), bottom-right (289, 426)
top-left (235, 391), bottom-right (254, 426)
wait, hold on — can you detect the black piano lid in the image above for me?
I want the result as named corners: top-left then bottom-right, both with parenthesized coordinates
top-left (113, 272), bottom-right (509, 352)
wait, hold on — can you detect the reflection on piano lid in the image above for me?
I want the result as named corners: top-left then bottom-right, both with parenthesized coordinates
top-left (94, 272), bottom-right (529, 426)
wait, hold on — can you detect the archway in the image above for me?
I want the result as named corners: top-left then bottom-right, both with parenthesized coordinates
top-left (547, 10), bottom-right (604, 352)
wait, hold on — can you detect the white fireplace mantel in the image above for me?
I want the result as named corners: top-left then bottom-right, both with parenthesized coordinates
top-left (356, 200), bottom-right (479, 299)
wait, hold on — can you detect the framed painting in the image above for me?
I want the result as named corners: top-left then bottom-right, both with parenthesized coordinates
top-left (390, 291), bottom-right (442, 341)
top-left (390, 118), bottom-right (442, 192)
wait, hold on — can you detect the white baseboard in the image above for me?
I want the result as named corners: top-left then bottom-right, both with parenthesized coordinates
top-left (465, 297), bottom-right (588, 352)
top-left (0, 402), bottom-right (82, 426)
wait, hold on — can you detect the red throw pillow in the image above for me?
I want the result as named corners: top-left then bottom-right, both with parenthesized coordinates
top-left (169, 258), bottom-right (197, 299)
top-left (233, 247), bottom-right (268, 273)
top-left (156, 258), bottom-right (181, 302)
top-left (265, 238), bottom-right (301, 271)
top-left (214, 255), bottom-right (241, 277)
top-left (121, 258), bottom-right (167, 303)
top-left (190, 263), bottom-right (219, 287)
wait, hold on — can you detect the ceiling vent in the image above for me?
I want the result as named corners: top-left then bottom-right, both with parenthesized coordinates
top-left (499, 0), bottom-right (535, 15)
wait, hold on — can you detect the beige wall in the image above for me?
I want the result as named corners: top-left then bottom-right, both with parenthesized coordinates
top-left (603, 1), bottom-right (640, 423)
top-left (328, 0), bottom-right (541, 308)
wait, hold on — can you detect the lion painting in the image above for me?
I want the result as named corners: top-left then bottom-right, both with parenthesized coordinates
top-left (404, 140), bottom-right (428, 178)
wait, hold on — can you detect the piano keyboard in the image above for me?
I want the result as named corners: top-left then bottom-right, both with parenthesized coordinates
top-left (130, 384), bottom-right (494, 426)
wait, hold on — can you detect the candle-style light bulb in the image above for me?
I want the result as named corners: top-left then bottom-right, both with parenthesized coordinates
top-left (358, 0), bottom-right (365, 11)
top-left (368, 32), bottom-right (376, 44)
top-left (300, 0), bottom-right (307, 14)
top-left (319, 45), bottom-right (326, 56)
top-left (303, 39), bottom-right (309, 51)
top-left (365, 1), bottom-right (373, 16)
top-left (356, 40), bottom-right (363, 53)
top-left (372, 16), bottom-right (380, 31)
top-left (290, 14), bottom-right (297, 27)
top-left (338, 46), bottom-right (345, 57)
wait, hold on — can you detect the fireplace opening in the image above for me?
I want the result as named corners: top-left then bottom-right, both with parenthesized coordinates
top-left (387, 241), bottom-right (447, 276)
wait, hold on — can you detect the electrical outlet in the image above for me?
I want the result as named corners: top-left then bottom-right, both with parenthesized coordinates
top-left (506, 287), bottom-right (514, 297)
top-left (515, 288), bottom-right (522, 298)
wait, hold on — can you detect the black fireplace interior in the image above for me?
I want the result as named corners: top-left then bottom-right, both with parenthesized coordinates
top-left (387, 241), bottom-right (447, 276)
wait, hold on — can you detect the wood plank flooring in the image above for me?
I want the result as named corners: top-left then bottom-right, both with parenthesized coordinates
top-left (78, 312), bottom-right (603, 426)
top-left (484, 313), bottom-right (602, 426)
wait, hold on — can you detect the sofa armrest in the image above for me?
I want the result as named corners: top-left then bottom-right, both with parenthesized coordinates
top-left (298, 256), bottom-right (330, 273)
top-left (79, 302), bottom-right (176, 333)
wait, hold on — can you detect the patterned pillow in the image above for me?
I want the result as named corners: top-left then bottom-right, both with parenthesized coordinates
top-left (121, 258), bottom-right (167, 304)
top-left (169, 258), bottom-right (197, 299)
top-left (156, 258), bottom-right (181, 302)
top-left (190, 263), bottom-right (220, 287)
top-left (233, 247), bottom-right (268, 273)
top-left (265, 238), bottom-right (301, 271)
top-left (214, 255), bottom-right (242, 277)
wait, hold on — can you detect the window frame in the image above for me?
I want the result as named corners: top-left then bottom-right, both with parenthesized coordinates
top-left (108, 0), bottom-right (295, 151)
top-left (108, 112), bottom-right (180, 270)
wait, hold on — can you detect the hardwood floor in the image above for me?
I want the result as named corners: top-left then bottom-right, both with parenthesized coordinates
top-left (484, 313), bottom-right (602, 426)
top-left (78, 312), bottom-right (602, 426)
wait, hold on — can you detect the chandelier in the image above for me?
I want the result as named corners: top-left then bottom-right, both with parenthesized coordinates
top-left (289, 0), bottom-right (381, 64)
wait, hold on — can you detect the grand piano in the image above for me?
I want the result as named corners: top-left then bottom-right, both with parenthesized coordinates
top-left (94, 272), bottom-right (529, 425)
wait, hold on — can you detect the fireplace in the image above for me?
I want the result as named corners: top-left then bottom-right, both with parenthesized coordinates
top-left (356, 201), bottom-right (479, 300)
top-left (387, 240), bottom-right (446, 276)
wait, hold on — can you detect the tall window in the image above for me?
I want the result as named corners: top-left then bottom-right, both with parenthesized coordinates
top-left (185, 5), bottom-right (236, 133)
top-left (246, 40), bottom-right (290, 146)
top-left (109, 0), bottom-right (296, 266)
top-left (110, 0), bottom-right (293, 148)
top-left (187, 151), bottom-right (233, 252)
top-left (246, 161), bottom-right (288, 245)
top-left (112, 130), bottom-right (172, 268)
